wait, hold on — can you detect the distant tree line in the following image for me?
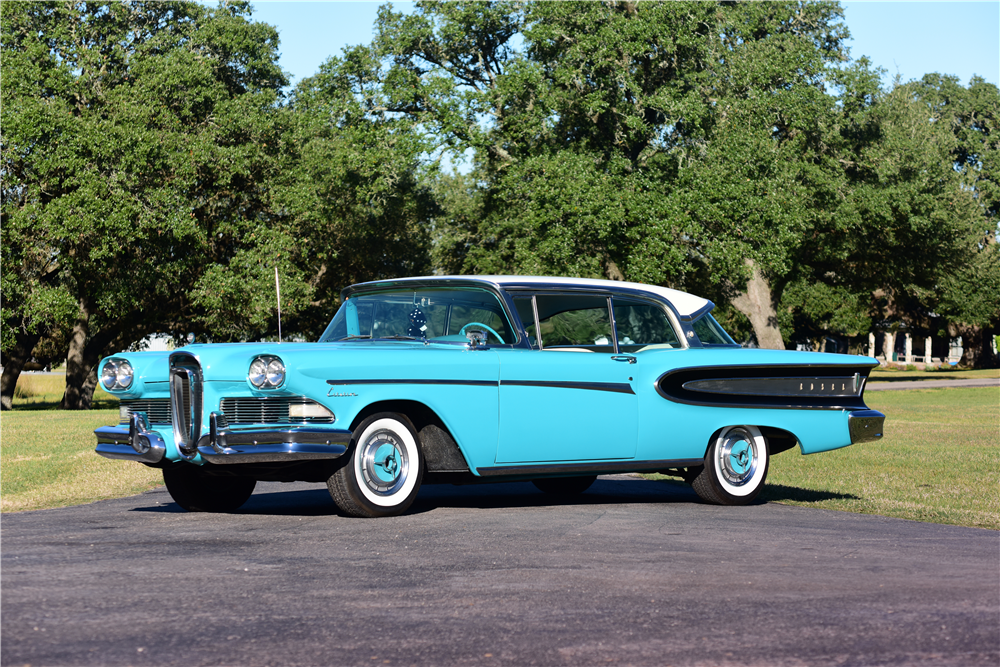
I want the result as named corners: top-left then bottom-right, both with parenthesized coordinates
top-left (2, 0), bottom-right (998, 410)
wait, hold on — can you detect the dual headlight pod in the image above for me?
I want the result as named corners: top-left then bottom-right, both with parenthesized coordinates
top-left (101, 358), bottom-right (134, 391)
top-left (248, 355), bottom-right (285, 389)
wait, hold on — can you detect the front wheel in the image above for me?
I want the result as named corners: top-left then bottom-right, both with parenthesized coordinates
top-left (691, 425), bottom-right (769, 505)
top-left (328, 413), bottom-right (423, 518)
top-left (163, 464), bottom-right (256, 512)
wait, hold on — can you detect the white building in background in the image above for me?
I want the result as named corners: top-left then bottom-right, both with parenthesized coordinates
top-left (139, 334), bottom-right (175, 352)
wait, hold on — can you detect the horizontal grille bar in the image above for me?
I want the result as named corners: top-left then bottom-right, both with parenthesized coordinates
top-left (221, 397), bottom-right (334, 424)
top-left (120, 399), bottom-right (172, 425)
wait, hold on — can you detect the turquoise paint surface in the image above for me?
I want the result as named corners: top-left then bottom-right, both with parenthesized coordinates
top-left (99, 341), bottom-right (875, 470)
top-left (495, 348), bottom-right (637, 463)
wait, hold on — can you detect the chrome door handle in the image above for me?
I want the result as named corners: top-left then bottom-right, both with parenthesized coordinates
top-left (611, 355), bottom-right (637, 364)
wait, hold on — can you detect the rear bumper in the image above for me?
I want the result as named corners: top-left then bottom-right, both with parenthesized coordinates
top-left (196, 412), bottom-right (352, 464)
top-left (848, 410), bottom-right (885, 444)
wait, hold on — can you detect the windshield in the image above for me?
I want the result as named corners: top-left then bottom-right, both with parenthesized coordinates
top-left (692, 313), bottom-right (738, 346)
top-left (319, 288), bottom-right (515, 345)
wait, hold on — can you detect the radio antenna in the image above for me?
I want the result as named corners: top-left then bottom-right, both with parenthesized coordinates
top-left (275, 266), bottom-right (282, 344)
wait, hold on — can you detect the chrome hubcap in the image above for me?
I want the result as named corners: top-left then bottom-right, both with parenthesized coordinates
top-left (360, 430), bottom-right (409, 496)
top-left (718, 428), bottom-right (758, 486)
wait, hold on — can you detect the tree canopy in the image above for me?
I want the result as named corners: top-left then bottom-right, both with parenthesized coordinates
top-left (2, 0), bottom-right (998, 410)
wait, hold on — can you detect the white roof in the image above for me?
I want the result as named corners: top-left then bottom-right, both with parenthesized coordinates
top-left (383, 275), bottom-right (712, 319)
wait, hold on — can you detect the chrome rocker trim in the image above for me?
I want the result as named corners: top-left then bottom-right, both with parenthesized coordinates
top-left (94, 412), bottom-right (167, 464)
top-left (477, 457), bottom-right (705, 477)
top-left (848, 410), bottom-right (885, 444)
top-left (196, 412), bottom-right (352, 464)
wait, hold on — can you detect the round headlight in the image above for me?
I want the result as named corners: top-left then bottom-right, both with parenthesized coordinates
top-left (248, 358), bottom-right (268, 388)
top-left (115, 360), bottom-right (134, 389)
top-left (101, 361), bottom-right (119, 390)
top-left (265, 358), bottom-right (285, 387)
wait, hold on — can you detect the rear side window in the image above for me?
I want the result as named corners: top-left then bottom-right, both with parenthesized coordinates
top-left (534, 294), bottom-right (614, 352)
top-left (612, 298), bottom-right (680, 352)
top-left (692, 313), bottom-right (737, 346)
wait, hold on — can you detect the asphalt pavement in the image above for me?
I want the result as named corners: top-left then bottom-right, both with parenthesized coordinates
top-left (2, 476), bottom-right (997, 666)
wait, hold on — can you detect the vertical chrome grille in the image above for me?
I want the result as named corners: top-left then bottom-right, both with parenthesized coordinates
top-left (169, 352), bottom-right (203, 457)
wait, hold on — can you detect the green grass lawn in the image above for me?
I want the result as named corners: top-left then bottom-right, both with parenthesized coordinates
top-left (868, 367), bottom-right (999, 383)
top-left (2, 373), bottom-right (162, 511)
top-left (11, 372), bottom-right (119, 409)
top-left (3, 375), bottom-right (998, 527)
top-left (763, 387), bottom-right (998, 529)
top-left (1, 409), bottom-right (163, 512)
top-left (651, 386), bottom-right (999, 529)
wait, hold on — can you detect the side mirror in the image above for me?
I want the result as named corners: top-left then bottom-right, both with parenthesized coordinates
top-left (465, 329), bottom-right (488, 348)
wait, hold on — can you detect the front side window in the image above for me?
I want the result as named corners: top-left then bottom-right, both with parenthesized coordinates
top-left (319, 288), bottom-right (515, 345)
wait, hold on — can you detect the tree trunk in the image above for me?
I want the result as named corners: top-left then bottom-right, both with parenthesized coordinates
top-left (604, 258), bottom-right (625, 282)
top-left (60, 300), bottom-right (95, 410)
top-left (0, 331), bottom-right (42, 410)
top-left (731, 261), bottom-right (785, 350)
top-left (957, 324), bottom-right (999, 369)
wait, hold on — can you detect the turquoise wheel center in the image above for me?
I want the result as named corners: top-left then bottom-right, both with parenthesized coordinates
top-left (359, 429), bottom-right (410, 496)
top-left (729, 440), bottom-right (751, 475)
top-left (372, 443), bottom-right (401, 482)
top-left (718, 429), bottom-right (758, 487)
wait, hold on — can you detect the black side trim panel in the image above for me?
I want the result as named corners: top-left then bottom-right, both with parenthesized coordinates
top-left (657, 364), bottom-right (876, 410)
top-left (326, 378), bottom-right (635, 395)
top-left (327, 379), bottom-right (498, 387)
top-left (477, 458), bottom-right (703, 477)
top-left (502, 380), bottom-right (635, 395)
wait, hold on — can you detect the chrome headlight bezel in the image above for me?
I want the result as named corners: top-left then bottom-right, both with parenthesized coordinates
top-left (248, 355), bottom-right (285, 389)
top-left (101, 358), bottom-right (134, 391)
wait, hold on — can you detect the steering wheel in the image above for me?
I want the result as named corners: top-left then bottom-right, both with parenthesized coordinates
top-left (459, 322), bottom-right (505, 344)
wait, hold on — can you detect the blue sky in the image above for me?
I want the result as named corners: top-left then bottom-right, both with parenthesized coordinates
top-left (247, 1), bottom-right (1000, 90)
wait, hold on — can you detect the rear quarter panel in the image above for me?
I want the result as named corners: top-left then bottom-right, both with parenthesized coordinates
top-left (633, 347), bottom-right (876, 460)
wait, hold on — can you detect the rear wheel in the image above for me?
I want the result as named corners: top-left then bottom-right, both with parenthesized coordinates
top-left (163, 464), bottom-right (256, 512)
top-left (691, 425), bottom-right (769, 505)
top-left (328, 413), bottom-right (423, 518)
top-left (532, 475), bottom-right (597, 496)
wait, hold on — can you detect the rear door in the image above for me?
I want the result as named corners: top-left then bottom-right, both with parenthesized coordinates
top-left (496, 293), bottom-right (638, 463)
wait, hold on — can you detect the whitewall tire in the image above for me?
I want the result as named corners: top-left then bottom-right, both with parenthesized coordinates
top-left (328, 413), bottom-right (423, 518)
top-left (691, 425), bottom-right (769, 505)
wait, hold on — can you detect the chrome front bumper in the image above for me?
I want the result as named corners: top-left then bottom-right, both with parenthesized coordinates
top-left (848, 409), bottom-right (885, 444)
top-left (95, 412), bottom-right (167, 464)
top-left (95, 412), bottom-right (352, 465)
top-left (195, 412), bottom-right (351, 464)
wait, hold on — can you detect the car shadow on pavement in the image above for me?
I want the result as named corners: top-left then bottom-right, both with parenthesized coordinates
top-left (129, 476), bottom-right (706, 516)
top-left (129, 487), bottom-right (340, 516)
top-left (760, 483), bottom-right (859, 503)
top-left (407, 477), bottom-right (702, 514)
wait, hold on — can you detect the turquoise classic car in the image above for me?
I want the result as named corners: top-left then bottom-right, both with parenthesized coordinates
top-left (95, 276), bottom-right (885, 517)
